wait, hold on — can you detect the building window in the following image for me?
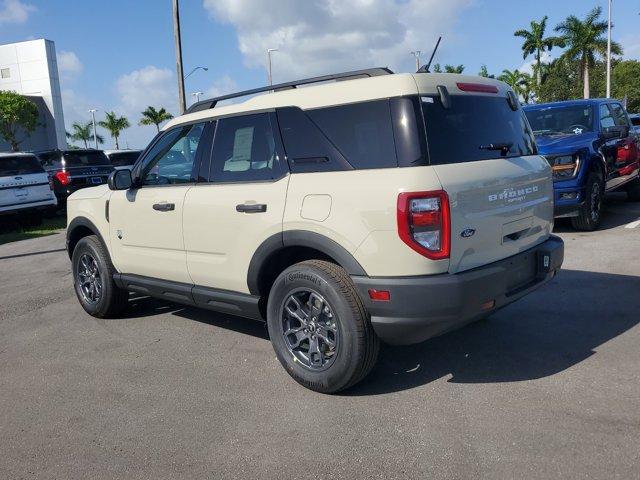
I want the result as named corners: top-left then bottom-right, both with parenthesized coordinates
top-left (0, 68), bottom-right (10, 79)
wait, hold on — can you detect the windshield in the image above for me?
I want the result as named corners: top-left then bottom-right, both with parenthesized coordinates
top-left (421, 95), bottom-right (537, 164)
top-left (108, 151), bottom-right (141, 167)
top-left (524, 105), bottom-right (595, 136)
top-left (0, 155), bottom-right (45, 176)
top-left (62, 151), bottom-right (110, 167)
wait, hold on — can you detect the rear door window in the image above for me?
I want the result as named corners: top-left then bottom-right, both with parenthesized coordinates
top-left (600, 104), bottom-right (615, 129)
top-left (421, 95), bottom-right (537, 164)
top-left (0, 155), bottom-right (45, 176)
top-left (610, 103), bottom-right (630, 127)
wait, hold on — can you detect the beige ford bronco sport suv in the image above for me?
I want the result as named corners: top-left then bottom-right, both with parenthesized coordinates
top-left (66, 67), bottom-right (564, 393)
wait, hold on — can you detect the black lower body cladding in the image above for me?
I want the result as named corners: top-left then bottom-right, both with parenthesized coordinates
top-left (351, 236), bottom-right (564, 345)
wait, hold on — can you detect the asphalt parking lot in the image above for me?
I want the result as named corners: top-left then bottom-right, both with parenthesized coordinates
top-left (1, 195), bottom-right (639, 480)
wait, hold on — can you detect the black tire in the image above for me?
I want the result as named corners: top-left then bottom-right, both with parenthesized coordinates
top-left (626, 177), bottom-right (640, 202)
top-left (571, 171), bottom-right (604, 231)
top-left (266, 260), bottom-right (379, 393)
top-left (72, 235), bottom-right (128, 318)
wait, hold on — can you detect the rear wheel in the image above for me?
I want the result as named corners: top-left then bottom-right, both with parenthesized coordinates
top-left (571, 171), bottom-right (603, 231)
top-left (266, 260), bottom-right (379, 393)
top-left (72, 235), bottom-right (128, 318)
top-left (626, 177), bottom-right (640, 201)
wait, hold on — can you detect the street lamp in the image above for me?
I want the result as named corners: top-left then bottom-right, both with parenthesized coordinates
top-left (410, 51), bottom-right (421, 71)
top-left (191, 91), bottom-right (204, 103)
top-left (267, 48), bottom-right (278, 87)
top-left (184, 66), bottom-right (209, 80)
top-left (606, 0), bottom-right (612, 98)
top-left (88, 109), bottom-right (98, 149)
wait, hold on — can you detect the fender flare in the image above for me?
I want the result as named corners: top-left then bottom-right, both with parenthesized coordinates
top-left (247, 230), bottom-right (367, 295)
top-left (66, 216), bottom-right (108, 259)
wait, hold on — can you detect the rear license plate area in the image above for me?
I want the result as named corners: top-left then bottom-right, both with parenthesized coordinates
top-left (505, 253), bottom-right (536, 293)
top-left (14, 187), bottom-right (29, 198)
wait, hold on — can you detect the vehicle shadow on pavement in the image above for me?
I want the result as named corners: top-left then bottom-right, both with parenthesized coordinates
top-left (554, 194), bottom-right (640, 232)
top-left (346, 269), bottom-right (640, 396)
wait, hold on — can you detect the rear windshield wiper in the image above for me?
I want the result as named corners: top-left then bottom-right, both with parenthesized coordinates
top-left (479, 142), bottom-right (513, 156)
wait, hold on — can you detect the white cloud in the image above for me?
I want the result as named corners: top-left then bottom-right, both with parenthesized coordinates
top-left (57, 50), bottom-right (83, 80)
top-left (203, 0), bottom-right (473, 82)
top-left (0, 0), bottom-right (35, 24)
top-left (518, 51), bottom-right (553, 75)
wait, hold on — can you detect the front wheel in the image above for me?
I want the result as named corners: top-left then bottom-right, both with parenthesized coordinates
top-left (266, 260), bottom-right (379, 393)
top-left (571, 172), bottom-right (603, 231)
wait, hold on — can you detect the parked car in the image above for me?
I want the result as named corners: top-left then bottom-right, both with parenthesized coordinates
top-left (524, 99), bottom-right (640, 230)
top-left (628, 113), bottom-right (640, 137)
top-left (0, 152), bottom-right (57, 225)
top-left (103, 149), bottom-right (142, 171)
top-left (66, 68), bottom-right (563, 393)
top-left (35, 149), bottom-right (113, 207)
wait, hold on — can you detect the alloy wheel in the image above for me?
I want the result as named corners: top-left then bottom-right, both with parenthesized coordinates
top-left (77, 253), bottom-right (102, 304)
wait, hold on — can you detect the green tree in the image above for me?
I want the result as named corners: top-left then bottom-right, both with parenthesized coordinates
top-left (499, 69), bottom-right (529, 99)
top-left (68, 121), bottom-right (104, 149)
top-left (479, 65), bottom-right (495, 78)
top-left (139, 106), bottom-right (173, 132)
top-left (555, 6), bottom-right (622, 99)
top-left (0, 91), bottom-right (39, 152)
top-left (612, 60), bottom-right (640, 112)
top-left (98, 111), bottom-right (130, 149)
top-left (444, 64), bottom-right (465, 74)
top-left (514, 16), bottom-right (565, 86)
top-left (432, 63), bottom-right (442, 73)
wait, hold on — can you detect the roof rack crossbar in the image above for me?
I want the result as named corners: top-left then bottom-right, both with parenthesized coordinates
top-left (185, 67), bottom-right (394, 114)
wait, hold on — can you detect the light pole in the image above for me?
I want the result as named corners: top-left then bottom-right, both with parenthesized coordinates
top-left (267, 48), bottom-right (278, 87)
top-left (172, 0), bottom-right (186, 114)
top-left (606, 0), bottom-right (612, 98)
top-left (191, 91), bottom-right (203, 103)
top-left (88, 109), bottom-right (98, 149)
top-left (410, 51), bottom-right (421, 71)
top-left (185, 66), bottom-right (208, 80)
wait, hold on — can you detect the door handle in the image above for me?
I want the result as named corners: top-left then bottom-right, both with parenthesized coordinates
top-left (236, 203), bottom-right (267, 213)
top-left (153, 202), bottom-right (175, 212)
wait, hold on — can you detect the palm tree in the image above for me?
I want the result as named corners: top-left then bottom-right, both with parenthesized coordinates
top-left (68, 121), bottom-right (103, 149)
top-left (499, 69), bottom-right (528, 99)
top-left (478, 65), bottom-right (495, 79)
top-left (555, 7), bottom-right (622, 99)
top-left (98, 111), bottom-right (130, 149)
top-left (520, 72), bottom-right (535, 104)
top-left (139, 106), bottom-right (173, 132)
top-left (514, 16), bottom-right (565, 86)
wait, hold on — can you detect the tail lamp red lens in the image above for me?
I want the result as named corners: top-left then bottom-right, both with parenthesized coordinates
top-left (54, 170), bottom-right (71, 186)
top-left (397, 190), bottom-right (450, 260)
top-left (456, 82), bottom-right (498, 94)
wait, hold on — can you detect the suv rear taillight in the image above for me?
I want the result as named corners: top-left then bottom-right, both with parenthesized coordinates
top-left (397, 190), bottom-right (450, 260)
top-left (54, 170), bottom-right (71, 186)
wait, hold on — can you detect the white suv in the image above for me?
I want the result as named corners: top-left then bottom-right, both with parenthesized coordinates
top-left (1, 152), bottom-right (57, 224)
top-left (66, 68), bottom-right (564, 393)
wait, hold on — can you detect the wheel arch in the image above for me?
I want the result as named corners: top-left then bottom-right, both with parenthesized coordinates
top-left (66, 216), bottom-right (109, 260)
top-left (247, 230), bottom-right (367, 298)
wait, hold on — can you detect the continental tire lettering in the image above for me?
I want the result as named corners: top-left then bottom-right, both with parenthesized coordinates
top-left (286, 271), bottom-right (324, 287)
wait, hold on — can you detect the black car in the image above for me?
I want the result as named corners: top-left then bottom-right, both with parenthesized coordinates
top-left (35, 149), bottom-right (114, 206)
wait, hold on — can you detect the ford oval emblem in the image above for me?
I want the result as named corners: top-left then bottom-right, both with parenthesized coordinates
top-left (461, 228), bottom-right (476, 238)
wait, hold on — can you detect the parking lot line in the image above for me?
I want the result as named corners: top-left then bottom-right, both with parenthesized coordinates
top-left (624, 219), bottom-right (640, 229)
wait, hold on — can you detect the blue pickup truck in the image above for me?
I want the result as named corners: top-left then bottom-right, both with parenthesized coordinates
top-left (524, 99), bottom-right (640, 230)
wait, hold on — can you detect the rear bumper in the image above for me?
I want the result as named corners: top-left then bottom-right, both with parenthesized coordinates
top-left (0, 198), bottom-right (58, 215)
top-left (351, 236), bottom-right (564, 345)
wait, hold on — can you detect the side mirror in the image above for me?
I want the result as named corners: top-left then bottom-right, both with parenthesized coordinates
top-left (107, 169), bottom-right (133, 190)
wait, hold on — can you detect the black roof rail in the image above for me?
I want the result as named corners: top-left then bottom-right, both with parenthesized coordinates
top-left (185, 67), bottom-right (394, 114)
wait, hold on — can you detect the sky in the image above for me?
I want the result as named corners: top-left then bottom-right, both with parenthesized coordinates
top-left (1, 0), bottom-right (640, 149)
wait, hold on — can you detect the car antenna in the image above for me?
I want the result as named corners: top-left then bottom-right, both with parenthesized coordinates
top-left (418, 36), bottom-right (442, 73)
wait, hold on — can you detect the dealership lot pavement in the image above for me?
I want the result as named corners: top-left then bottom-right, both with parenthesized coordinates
top-left (1, 195), bottom-right (639, 480)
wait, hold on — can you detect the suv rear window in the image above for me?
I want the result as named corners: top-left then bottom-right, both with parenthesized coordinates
top-left (0, 155), bottom-right (45, 176)
top-left (422, 95), bottom-right (537, 164)
top-left (108, 151), bottom-right (141, 167)
top-left (62, 151), bottom-right (110, 167)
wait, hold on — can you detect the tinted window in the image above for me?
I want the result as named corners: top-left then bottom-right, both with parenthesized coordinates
top-left (0, 155), bottom-right (45, 176)
top-left (108, 151), bottom-right (141, 167)
top-left (600, 104), bottom-right (615, 129)
top-left (209, 113), bottom-right (283, 182)
top-left (610, 103), bottom-right (629, 127)
top-left (276, 107), bottom-right (352, 173)
top-left (423, 95), bottom-right (536, 164)
top-left (306, 100), bottom-right (398, 169)
top-left (142, 122), bottom-right (206, 185)
top-left (63, 151), bottom-right (110, 167)
top-left (525, 105), bottom-right (595, 135)
top-left (38, 151), bottom-right (62, 170)
top-left (390, 97), bottom-right (428, 167)
top-left (630, 116), bottom-right (640, 126)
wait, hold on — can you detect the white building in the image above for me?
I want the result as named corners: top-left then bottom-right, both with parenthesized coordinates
top-left (0, 39), bottom-right (67, 152)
